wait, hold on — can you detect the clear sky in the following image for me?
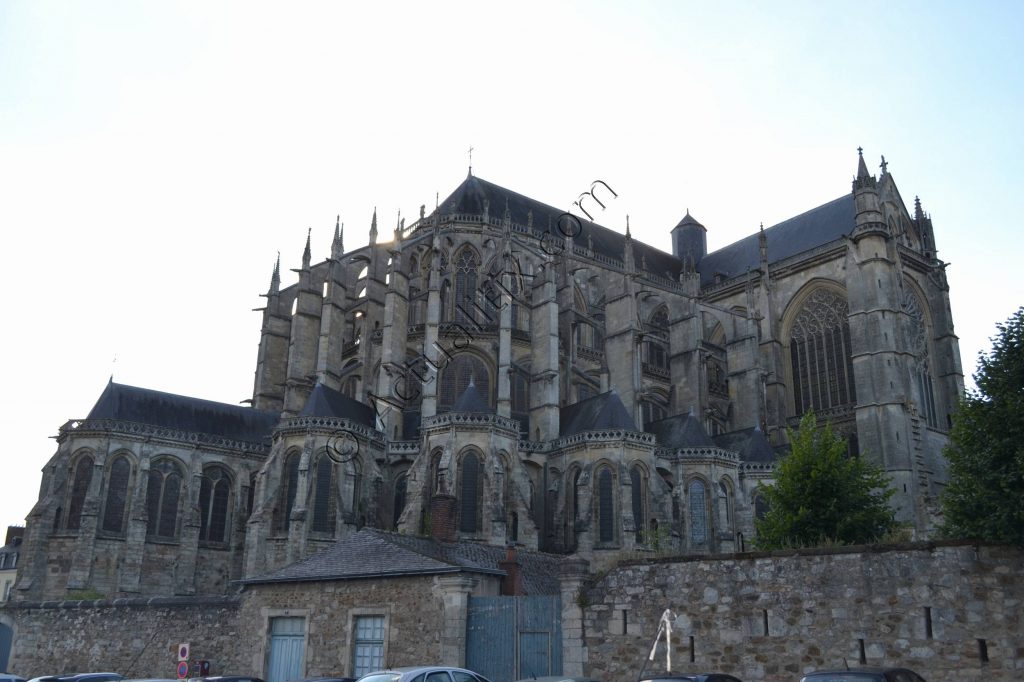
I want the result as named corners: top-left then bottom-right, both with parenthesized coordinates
top-left (1, 1), bottom-right (1022, 529)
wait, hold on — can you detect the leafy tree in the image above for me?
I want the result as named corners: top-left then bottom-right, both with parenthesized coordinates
top-left (755, 412), bottom-right (898, 549)
top-left (941, 306), bottom-right (1024, 544)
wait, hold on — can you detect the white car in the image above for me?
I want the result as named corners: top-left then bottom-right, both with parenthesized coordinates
top-left (357, 667), bottom-right (493, 682)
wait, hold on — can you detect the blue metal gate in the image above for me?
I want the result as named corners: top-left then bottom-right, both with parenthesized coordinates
top-left (265, 616), bottom-right (305, 682)
top-left (466, 596), bottom-right (561, 682)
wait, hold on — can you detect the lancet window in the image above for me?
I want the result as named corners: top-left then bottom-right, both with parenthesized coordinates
top-left (146, 459), bottom-right (183, 539)
top-left (199, 465), bottom-right (232, 543)
top-left (789, 288), bottom-right (856, 416)
top-left (101, 455), bottom-right (132, 534)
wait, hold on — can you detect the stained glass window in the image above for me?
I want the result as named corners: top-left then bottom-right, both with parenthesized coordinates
top-left (688, 479), bottom-right (708, 547)
top-left (790, 289), bottom-right (856, 415)
top-left (310, 456), bottom-right (335, 534)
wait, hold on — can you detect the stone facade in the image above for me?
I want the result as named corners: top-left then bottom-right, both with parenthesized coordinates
top-left (575, 541), bottom-right (1024, 681)
top-left (15, 151), bottom-right (963, 601)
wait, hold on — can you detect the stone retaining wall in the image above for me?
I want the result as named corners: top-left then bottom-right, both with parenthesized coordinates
top-left (0, 596), bottom-right (241, 678)
top-left (579, 541), bottom-right (1023, 681)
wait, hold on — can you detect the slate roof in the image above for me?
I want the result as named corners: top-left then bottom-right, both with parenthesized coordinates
top-left (644, 410), bottom-right (714, 448)
top-left (673, 211), bottom-right (705, 231)
top-left (299, 382), bottom-right (377, 427)
top-left (712, 426), bottom-right (785, 463)
top-left (86, 381), bottom-right (279, 444)
top-left (697, 193), bottom-right (855, 285)
top-left (559, 390), bottom-right (638, 437)
top-left (241, 528), bottom-right (562, 595)
top-left (450, 379), bottom-right (492, 413)
top-left (438, 174), bottom-right (684, 281)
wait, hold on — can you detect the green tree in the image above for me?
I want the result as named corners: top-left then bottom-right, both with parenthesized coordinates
top-left (941, 307), bottom-right (1024, 544)
top-left (755, 412), bottom-right (898, 549)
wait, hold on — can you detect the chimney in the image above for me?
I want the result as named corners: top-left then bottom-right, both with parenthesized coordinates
top-left (5, 525), bottom-right (24, 546)
top-left (498, 545), bottom-right (523, 596)
top-left (429, 493), bottom-right (457, 543)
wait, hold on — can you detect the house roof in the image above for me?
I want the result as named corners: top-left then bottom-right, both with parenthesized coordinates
top-left (697, 193), bottom-right (855, 285)
top-left (559, 390), bottom-right (638, 437)
top-left (240, 528), bottom-right (562, 594)
top-left (437, 174), bottom-right (684, 281)
top-left (299, 382), bottom-right (377, 427)
top-left (645, 410), bottom-right (714, 448)
top-left (86, 381), bottom-right (279, 444)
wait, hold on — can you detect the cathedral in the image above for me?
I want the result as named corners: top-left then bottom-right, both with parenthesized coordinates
top-left (13, 150), bottom-right (964, 600)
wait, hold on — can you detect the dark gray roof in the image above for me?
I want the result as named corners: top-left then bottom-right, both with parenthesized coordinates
top-left (697, 193), bottom-right (855, 285)
top-left (299, 382), bottom-right (376, 427)
top-left (673, 210), bottom-right (705, 231)
top-left (86, 381), bottom-right (279, 444)
top-left (559, 390), bottom-right (638, 437)
top-left (450, 379), bottom-right (492, 413)
top-left (645, 411), bottom-right (714, 448)
top-left (438, 175), bottom-right (684, 281)
top-left (241, 528), bottom-right (562, 594)
top-left (739, 426), bottom-right (776, 463)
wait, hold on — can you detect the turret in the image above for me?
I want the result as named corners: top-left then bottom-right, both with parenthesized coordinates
top-left (671, 210), bottom-right (707, 266)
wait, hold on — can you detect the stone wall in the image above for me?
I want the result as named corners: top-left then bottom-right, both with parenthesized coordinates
top-left (579, 541), bottom-right (1023, 681)
top-left (1, 596), bottom-right (241, 678)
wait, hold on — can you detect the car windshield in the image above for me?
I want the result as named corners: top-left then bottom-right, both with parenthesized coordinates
top-left (357, 675), bottom-right (402, 682)
top-left (803, 675), bottom-right (884, 682)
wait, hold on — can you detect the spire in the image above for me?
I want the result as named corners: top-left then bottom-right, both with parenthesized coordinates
top-left (914, 195), bottom-right (924, 221)
top-left (759, 222), bottom-right (768, 264)
top-left (302, 228), bottom-right (312, 269)
top-left (625, 214), bottom-right (631, 239)
top-left (332, 215), bottom-right (344, 259)
top-left (853, 146), bottom-right (876, 191)
top-left (269, 251), bottom-right (281, 295)
top-left (369, 207), bottom-right (378, 245)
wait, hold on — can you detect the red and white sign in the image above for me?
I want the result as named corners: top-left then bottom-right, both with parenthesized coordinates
top-left (176, 661), bottom-right (189, 679)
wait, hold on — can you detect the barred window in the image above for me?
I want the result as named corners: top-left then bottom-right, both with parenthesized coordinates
top-left (458, 452), bottom-right (481, 533)
top-left (790, 288), bottom-right (856, 415)
top-left (598, 467), bottom-right (614, 543)
top-left (65, 455), bottom-right (94, 531)
top-left (310, 455), bottom-right (335, 534)
top-left (101, 455), bottom-right (131, 534)
top-left (352, 615), bottom-right (386, 677)
top-left (146, 459), bottom-right (183, 539)
top-left (688, 479), bottom-right (708, 547)
top-left (199, 466), bottom-right (232, 543)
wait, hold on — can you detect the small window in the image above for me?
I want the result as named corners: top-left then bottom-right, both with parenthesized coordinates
top-left (352, 615), bottom-right (386, 676)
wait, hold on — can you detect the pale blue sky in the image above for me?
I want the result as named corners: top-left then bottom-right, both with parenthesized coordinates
top-left (1, 1), bottom-right (1022, 528)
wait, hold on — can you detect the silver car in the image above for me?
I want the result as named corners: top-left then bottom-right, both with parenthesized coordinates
top-left (357, 667), bottom-right (492, 682)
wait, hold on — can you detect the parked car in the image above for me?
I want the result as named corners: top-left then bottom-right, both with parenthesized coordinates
top-left (188, 677), bottom-right (264, 682)
top-left (514, 677), bottom-right (601, 682)
top-left (638, 672), bottom-right (742, 682)
top-left (800, 669), bottom-right (926, 682)
top-left (356, 667), bottom-right (493, 682)
top-left (27, 674), bottom-right (125, 682)
top-left (294, 677), bottom-right (356, 682)
top-left (0, 674), bottom-right (27, 682)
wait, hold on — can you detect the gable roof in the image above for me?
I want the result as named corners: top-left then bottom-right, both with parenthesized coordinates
top-left (86, 381), bottom-right (279, 444)
top-left (644, 410), bottom-right (714, 448)
top-left (697, 193), bottom-right (856, 285)
top-left (559, 390), bottom-right (638, 437)
top-left (438, 174), bottom-right (684, 281)
top-left (241, 528), bottom-right (562, 594)
top-left (299, 382), bottom-right (377, 427)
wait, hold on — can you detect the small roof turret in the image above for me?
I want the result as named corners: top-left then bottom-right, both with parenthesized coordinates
top-left (673, 209), bottom-right (706, 232)
top-left (450, 376), bottom-right (492, 414)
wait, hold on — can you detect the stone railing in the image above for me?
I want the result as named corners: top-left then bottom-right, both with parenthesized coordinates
top-left (58, 419), bottom-right (272, 454)
top-left (558, 429), bottom-right (656, 448)
top-left (641, 363), bottom-right (671, 380)
top-left (739, 461), bottom-right (776, 474)
top-left (422, 412), bottom-right (521, 433)
top-left (655, 446), bottom-right (739, 462)
top-left (387, 440), bottom-right (420, 455)
top-left (577, 347), bottom-right (605, 363)
top-left (276, 415), bottom-right (384, 444)
top-left (518, 440), bottom-right (555, 454)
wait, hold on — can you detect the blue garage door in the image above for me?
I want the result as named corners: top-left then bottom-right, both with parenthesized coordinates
top-left (266, 617), bottom-right (305, 682)
top-left (466, 596), bottom-right (561, 682)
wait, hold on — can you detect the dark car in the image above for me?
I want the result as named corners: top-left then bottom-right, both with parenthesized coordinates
top-left (639, 672), bottom-right (742, 682)
top-left (188, 677), bottom-right (264, 682)
top-left (295, 678), bottom-right (356, 682)
top-left (800, 669), bottom-right (926, 682)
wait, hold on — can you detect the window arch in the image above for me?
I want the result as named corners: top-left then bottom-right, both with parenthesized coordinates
top-left (279, 451), bottom-right (301, 532)
top-left (452, 246), bottom-right (481, 323)
top-left (342, 459), bottom-right (362, 522)
top-left (458, 450), bottom-right (482, 533)
top-left (146, 458), bottom-right (183, 539)
top-left (101, 455), bottom-right (132, 534)
top-left (439, 353), bottom-right (492, 412)
top-left (644, 306), bottom-right (669, 369)
top-left (310, 454), bottom-right (336, 534)
top-left (597, 466), bottom-right (615, 544)
top-left (630, 465), bottom-right (647, 544)
top-left (717, 478), bottom-right (733, 531)
top-left (65, 454), bottom-right (94, 531)
top-left (903, 289), bottom-right (938, 428)
top-left (789, 287), bottom-right (856, 415)
top-left (688, 478), bottom-right (709, 549)
top-left (199, 465), bottom-right (232, 543)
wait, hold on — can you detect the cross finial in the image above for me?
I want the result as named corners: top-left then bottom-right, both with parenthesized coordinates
top-left (857, 146), bottom-right (863, 157)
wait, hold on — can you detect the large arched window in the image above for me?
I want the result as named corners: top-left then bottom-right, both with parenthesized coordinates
top-left (279, 451), bottom-right (301, 532)
top-left (630, 465), bottom-right (647, 544)
top-left (597, 466), bottom-right (615, 544)
top-left (688, 479), bottom-right (708, 548)
top-left (342, 459), bottom-right (362, 524)
top-left (458, 451), bottom-right (482, 533)
top-left (438, 354), bottom-right (492, 412)
top-left (310, 455), bottom-right (336, 534)
top-left (146, 459), bottom-right (183, 539)
top-left (408, 286), bottom-right (422, 326)
top-left (65, 454), bottom-right (94, 531)
top-left (199, 465), bottom-right (232, 543)
top-left (101, 455), bottom-right (132, 534)
top-left (452, 246), bottom-right (480, 323)
top-left (789, 288), bottom-right (856, 415)
top-left (903, 290), bottom-right (939, 428)
top-left (644, 306), bottom-right (669, 369)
